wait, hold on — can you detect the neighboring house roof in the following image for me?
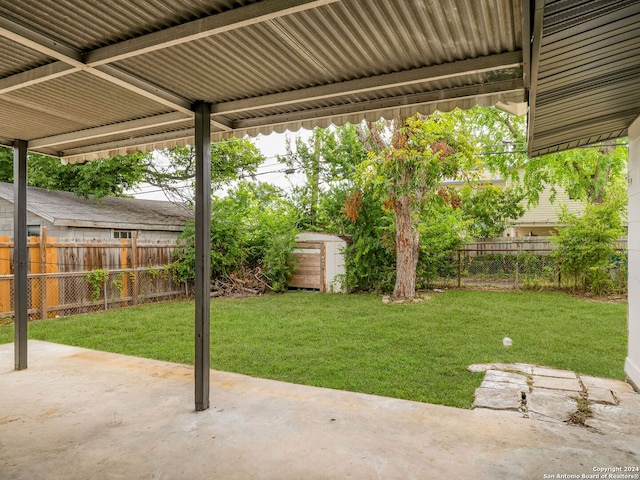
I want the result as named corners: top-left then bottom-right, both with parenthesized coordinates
top-left (0, 182), bottom-right (191, 231)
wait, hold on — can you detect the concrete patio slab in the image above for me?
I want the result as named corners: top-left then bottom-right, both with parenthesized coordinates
top-left (1, 341), bottom-right (639, 480)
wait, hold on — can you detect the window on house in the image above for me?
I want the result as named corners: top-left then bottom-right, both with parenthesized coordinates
top-left (27, 222), bottom-right (42, 237)
top-left (113, 230), bottom-right (132, 239)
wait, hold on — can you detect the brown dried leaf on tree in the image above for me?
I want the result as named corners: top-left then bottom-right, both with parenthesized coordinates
top-left (341, 190), bottom-right (362, 223)
top-left (432, 140), bottom-right (454, 158)
top-left (437, 185), bottom-right (462, 209)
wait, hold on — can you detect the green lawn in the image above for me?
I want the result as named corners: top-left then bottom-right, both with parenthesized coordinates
top-left (0, 290), bottom-right (628, 408)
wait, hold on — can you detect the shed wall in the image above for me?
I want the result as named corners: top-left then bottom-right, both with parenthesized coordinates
top-left (289, 233), bottom-right (347, 293)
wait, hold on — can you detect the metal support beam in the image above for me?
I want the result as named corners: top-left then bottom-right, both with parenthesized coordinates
top-left (13, 140), bottom-right (27, 370)
top-left (212, 52), bottom-right (523, 115)
top-left (84, 0), bottom-right (339, 66)
top-left (194, 102), bottom-right (211, 411)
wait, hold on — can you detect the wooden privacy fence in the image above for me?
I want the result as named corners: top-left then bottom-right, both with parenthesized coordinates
top-left (0, 229), bottom-right (186, 320)
top-left (464, 236), bottom-right (627, 256)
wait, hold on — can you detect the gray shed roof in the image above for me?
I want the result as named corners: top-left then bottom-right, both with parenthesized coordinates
top-left (0, 182), bottom-right (191, 231)
top-left (1, 1), bottom-right (638, 161)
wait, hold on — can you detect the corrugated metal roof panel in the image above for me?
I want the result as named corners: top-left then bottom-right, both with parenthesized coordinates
top-left (115, 0), bottom-right (522, 103)
top-left (0, 0), bottom-right (526, 162)
top-left (0, 1), bottom-right (254, 50)
top-left (528, 0), bottom-right (640, 157)
top-left (0, 39), bottom-right (52, 77)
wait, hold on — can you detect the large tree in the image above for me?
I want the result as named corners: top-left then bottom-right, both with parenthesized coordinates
top-left (0, 137), bottom-right (264, 202)
top-left (0, 147), bottom-right (147, 198)
top-left (360, 113), bottom-right (477, 301)
top-left (279, 125), bottom-right (367, 230)
top-left (144, 138), bottom-right (264, 205)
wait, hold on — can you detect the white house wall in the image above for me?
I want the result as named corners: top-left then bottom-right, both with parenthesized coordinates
top-left (0, 198), bottom-right (46, 238)
top-left (513, 185), bottom-right (583, 233)
top-left (626, 115), bottom-right (640, 390)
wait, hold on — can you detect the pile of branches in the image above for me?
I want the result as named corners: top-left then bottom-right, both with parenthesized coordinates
top-left (210, 266), bottom-right (272, 298)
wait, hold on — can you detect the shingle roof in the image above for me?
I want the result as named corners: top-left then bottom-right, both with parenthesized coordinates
top-left (0, 182), bottom-right (191, 231)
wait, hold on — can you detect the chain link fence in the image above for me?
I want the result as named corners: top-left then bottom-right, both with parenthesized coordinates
top-left (432, 249), bottom-right (627, 294)
top-left (0, 267), bottom-right (188, 321)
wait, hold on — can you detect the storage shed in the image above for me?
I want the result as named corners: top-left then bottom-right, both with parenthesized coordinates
top-left (289, 232), bottom-right (349, 293)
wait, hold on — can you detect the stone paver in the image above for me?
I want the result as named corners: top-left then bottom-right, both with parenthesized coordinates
top-left (526, 389), bottom-right (578, 422)
top-left (468, 363), bottom-right (534, 374)
top-left (532, 366), bottom-right (577, 379)
top-left (531, 374), bottom-right (582, 392)
top-left (581, 375), bottom-right (635, 394)
top-left (473, 387), bottom-right (523, 410)
top-left (471, 362), bottom-right (640, 429)
top-left (587, 387), bottom-right (617, 405)
top-left (484, 370), bottom-right (529, 388)
top-left (480, 380), bottom-right (527, 391)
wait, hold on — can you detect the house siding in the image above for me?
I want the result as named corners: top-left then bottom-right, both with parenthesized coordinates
top-left (512, 186), bottom-right (583, 236)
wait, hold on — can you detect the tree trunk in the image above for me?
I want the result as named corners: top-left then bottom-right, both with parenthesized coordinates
top-left (393, 195), bottom-right (419, 301)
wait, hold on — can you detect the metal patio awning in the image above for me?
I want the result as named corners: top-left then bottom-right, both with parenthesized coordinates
top-left (527, 0), bottom-right (640, 156)
top-left (0, 0), bottom-right (525, 163)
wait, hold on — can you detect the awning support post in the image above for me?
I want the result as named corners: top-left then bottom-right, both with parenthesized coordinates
top-left (194, 102), bottom-right (211, 411)
top-left (13, 140), bottom-right (28, 370)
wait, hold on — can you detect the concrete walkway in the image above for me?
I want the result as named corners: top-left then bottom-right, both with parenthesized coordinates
top-left (1, 341), bottom-right (639, 480)
top-left (470, 363), bottom-right (637, 427)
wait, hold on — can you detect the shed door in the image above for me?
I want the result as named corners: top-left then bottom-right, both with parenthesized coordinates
top-left (289, 241), bottom-right (326, 292)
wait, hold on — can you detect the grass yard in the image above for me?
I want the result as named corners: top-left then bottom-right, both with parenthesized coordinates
top-left (0, 290), bottom-right (628, 408)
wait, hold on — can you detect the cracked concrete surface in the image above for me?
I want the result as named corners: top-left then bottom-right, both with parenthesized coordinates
top-left (1, 342), bottom-right (639, 479)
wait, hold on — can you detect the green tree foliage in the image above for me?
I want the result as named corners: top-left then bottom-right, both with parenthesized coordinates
top-left (359, 113), bottom-right (477, 300)
top-left (551, 193), bottom-right (626, 294)
top-left (0, 147), bottom-right (13, 181)
top-left (0, 137), bottom-right (264, 202)
top-left (522, 140), bottom-right (627, 205)
top-left (29, 152), bottom-right (148, 198)
top-left (172, 182), bottom-right (298, 291)
top-left (459, 185), bottom-right (524, 238)
top-left (280, 125), bottom-right (367, 230)
top-left (461, 106), bottom-right (628, 207)
top-left (0, 147), bottom-right (148, 198)
top-left (146, 139), bottom-right (264, 204)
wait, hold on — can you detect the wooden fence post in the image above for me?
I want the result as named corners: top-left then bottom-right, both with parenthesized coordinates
top-left (120, 238), bottom-right (129, 305)
top-left (0, 236), bottom-right (10, 314)
top-left (131, 231), bottom-right (139, 304)
top-left (45, 230), bottom-right (59, 318)
top-left (39, 229), bottom-right (47, 319)
top-left (29, 235), bottom-right (40, 318)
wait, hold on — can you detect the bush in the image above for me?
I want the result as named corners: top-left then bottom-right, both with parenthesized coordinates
top-left (552, 198), bottom-right (625, 294)
top-left (172, 182), bottom-right (299, 291)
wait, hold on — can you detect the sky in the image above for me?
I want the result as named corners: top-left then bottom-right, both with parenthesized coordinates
top-left (127, 130), bottom-right (311, 201)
